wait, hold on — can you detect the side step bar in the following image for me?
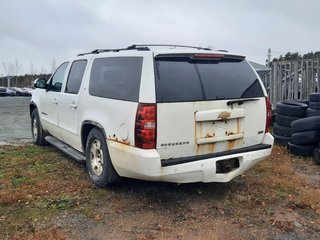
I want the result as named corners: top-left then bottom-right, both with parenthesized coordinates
top-left (45, 136), bottom-right (86, 162)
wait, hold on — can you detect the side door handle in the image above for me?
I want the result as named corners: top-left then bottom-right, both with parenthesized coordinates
top-left (52, 99), bottom-right (58, 105)
top-left (70, 103), bottom-right (77, 110)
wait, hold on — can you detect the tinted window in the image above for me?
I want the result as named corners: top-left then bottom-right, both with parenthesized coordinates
top-left (65, 60), bottom-right (87, 94)
top-left (50, 62), bottom-right (69, 92)
top-left (155, 56), bottom-right (264, 102)
top-left (89, 57), bottom-right (143, 101)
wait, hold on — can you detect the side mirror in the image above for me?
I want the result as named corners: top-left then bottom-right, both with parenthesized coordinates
top-left (34, 78), bottom-right (47, 89)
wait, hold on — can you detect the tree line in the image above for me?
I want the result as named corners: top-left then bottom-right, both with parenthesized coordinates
top-left (0, 74), bottom-right (51, 88)
top-left (1, 59), bottom-right (56, 87)
top-left (273, 51), bottom-right (320, 62)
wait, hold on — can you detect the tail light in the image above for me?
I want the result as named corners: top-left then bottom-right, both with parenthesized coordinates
top-left (265, 97), bottom-right (272, 133)
top-left (135, 104), bottom-right (156, 149)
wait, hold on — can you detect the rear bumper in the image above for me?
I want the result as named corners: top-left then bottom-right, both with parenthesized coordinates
top-left (107, 133), bottom-right (274, 183)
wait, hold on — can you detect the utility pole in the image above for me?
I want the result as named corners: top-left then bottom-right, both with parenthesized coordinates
top-left (7, 76), bottom-right (11, 87)
top-left (267, 48), bottom-right (271, 67)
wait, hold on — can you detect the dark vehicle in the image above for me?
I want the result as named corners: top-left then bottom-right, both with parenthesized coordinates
top-left (9, 87), bottom-right (28, 96)
top-left (0, 87), bottom-right (9, 97)
top-left (6, 88), bottom-right (16, 96)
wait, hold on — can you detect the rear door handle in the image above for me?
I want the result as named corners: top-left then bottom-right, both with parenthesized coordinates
top-left (52, 99), bottom-right (58, 105)
top-left (70, 103), bottom-right (77, 109)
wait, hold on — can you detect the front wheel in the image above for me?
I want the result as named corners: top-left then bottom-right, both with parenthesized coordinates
top-left (31, 109), bottom-right (46, 146)
top-left (85, 128), bottom-right (121, 187)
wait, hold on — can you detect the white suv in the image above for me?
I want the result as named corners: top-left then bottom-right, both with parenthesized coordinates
top-left (30, 44), bottom-right (274, 188)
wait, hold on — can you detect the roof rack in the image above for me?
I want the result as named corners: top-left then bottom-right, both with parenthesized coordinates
top-left (77, 44), bottom-right (211, 56)
top-left (77, 45), bottom-right (150, 56)
top-left (131, 44), bottom-right (211, 51)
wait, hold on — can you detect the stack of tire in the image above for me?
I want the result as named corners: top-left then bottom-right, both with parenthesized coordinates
top-left (306, 93), bottom-right (320, 117)
top-left (273, 100), bottom-right (308, 146)
top-left (288, 116), bottom-right (320, 156)
top-left (307, 93), bottom-right (320, 163)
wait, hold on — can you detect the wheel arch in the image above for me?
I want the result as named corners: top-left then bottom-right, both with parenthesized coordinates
top-left (29, 102), bottom-right (38, 117)
top-left (81, 120), bottom-right (107, 151)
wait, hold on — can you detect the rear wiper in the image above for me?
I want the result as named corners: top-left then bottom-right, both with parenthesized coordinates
top-left (227, 98), bottom-right (260, 106)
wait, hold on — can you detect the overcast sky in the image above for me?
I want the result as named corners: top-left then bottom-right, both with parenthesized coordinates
top-left (0, 0), bottom-right (319, 75)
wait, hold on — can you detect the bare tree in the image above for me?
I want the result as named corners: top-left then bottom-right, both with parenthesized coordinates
top-left (29, 61), bottom-right (37, 75)
top-left (2, 62), bottom-right (14, 87)
top-left (50, 58), bottom-right (57, 74)
top-left (40, 66), bottom-right (47, 77)
top-left (13, 59), bottom-right (23, 86)
top-left (2, 62), bottom-right (14, 76)
top-left (28, 62), bottom-right (38, 86)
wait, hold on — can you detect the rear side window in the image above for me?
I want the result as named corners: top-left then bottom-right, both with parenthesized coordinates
top-left (155, 55), bottom-right (264, 102)
top-left (89, 57), bottom-right (143, 101)
top-left (65, 60), bottom-right (87, 94)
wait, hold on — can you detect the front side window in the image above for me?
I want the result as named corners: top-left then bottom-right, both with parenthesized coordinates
top-left (50, 62), bottom-right (69, 92)
top-left (89, 57), bottom-right (143, 101)
top-left (65, 60), bottom-right (87, 94)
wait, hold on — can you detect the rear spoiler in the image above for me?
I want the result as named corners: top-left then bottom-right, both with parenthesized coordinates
top-left (155, 53), bottom-right (245, 61)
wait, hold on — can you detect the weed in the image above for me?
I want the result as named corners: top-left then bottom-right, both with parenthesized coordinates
top-left (264, 207), bottom-right (274, 216)
top-left (35, 196), bottom-right (75, 210)
top-left (47, 195), bottom-right (75, 210)
top-left (11, 175), bottom-right (27, 187)
top-left (28, 161), bottom-right (42, 172)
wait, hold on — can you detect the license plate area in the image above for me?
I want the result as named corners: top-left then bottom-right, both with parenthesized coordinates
top-left (216, 158), bottom-right (240, 173)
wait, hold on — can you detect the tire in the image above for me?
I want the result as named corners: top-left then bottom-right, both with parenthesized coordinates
top-left (273, 123), bottom-right (291, 137)
top-left (276, 101), bottom-right (307, 117)
top-left (291, 130), bottom-right (320, 145)
top-left (85, 128), bottom-right (121, 187)
top-left (291, 116), bottom-right (320, 133)
top-left (309, 93), bottom-right (320, 102)
top-left (309, 101), bottom-right (320, 110)
top-left (313, 147), bottom-right (320, 165)
top-left (275, 113), bottom-right (301, 127)
top-left (273, 133), bottom-right (291, 146)
top-left (295, 99), bottom-right (309, 106)
top-left (271, 110), bottom-right (276, 126)
top-left (306, 108), bottom-right (320, 117)
top-left (283, 99), bottom-right (308, 106)
top-left (287, 142), bottom-right (315, 157)
top-left (31, 109), bottom-right (46, 146)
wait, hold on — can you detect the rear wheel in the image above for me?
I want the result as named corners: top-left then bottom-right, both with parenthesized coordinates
top-left (85, 128), bottom-right (121, 187)
top-left (31, 109), bottom-right (46, 146)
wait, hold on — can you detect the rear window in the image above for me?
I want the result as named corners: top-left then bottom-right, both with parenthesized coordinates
top-left (154, 55), bottom-right (264, 102)
top-left (89, 57), bottom-right (143, 101)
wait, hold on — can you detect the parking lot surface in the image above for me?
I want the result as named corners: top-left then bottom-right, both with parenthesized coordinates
top-left (0, 97), bottom-right (32, 144)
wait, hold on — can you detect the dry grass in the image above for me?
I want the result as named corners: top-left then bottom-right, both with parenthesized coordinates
top-left (0, 144), bottom-right (319, 240)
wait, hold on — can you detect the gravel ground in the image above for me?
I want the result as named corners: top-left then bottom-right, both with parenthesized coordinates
top-left (0, 97), bottom-right (32, 144)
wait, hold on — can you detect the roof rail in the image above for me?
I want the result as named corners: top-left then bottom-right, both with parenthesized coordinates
top-left (216, 49), bottom-right (229, 53)
top-left (132, 44), bottom-right (211, 51)
top-left (77, 44), bottom-right (211, 56)
top-left (77, 45), bottom-right (150, 56)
